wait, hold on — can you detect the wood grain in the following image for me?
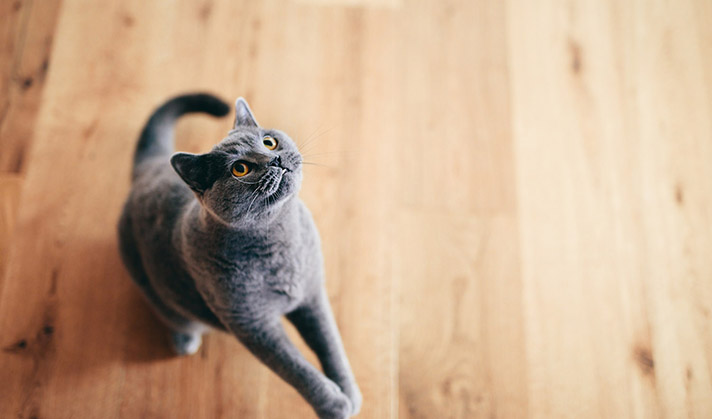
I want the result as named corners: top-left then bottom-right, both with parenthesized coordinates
top-left (1, 0), bottom-right (711, 418)
top-left (0, 174), bottom-right (22, 282)
top-left (0, 0), bottom-right (63, 173)
top-left (508, 1), bottom-right (712, 417)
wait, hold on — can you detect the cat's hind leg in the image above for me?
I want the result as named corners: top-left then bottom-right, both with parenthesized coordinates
top-left (118, 215), bottom-right (206, 355)
top-left (169, 329), bottom-right (204, 356)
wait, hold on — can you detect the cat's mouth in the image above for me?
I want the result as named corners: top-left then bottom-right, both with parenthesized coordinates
top-left (261, 168), bottom-right (288, 199)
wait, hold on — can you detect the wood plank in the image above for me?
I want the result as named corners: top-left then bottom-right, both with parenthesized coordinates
top-left (293, 0), bottom-right (401, 9)
top-left (507, 0), bottom-right (712, 417)
top-left (0, 174), bottom-right (22, 283)
top-left (1, 0), bottom-right (712, 417)
top-left (0, 0), bottom-right (63, 173)
top-left (395, 1), bottom-right (527, 418)
top-left (0, 0), bottom-right (395, 418)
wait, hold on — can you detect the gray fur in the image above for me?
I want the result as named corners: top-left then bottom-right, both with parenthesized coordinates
top-left (118, 93), bottom-right (361, 418)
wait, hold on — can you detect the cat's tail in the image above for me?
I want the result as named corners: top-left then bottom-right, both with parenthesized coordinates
top-left (132, 93), bottom-right (230, 179)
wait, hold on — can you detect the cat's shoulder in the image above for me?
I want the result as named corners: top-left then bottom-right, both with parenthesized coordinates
top-left (294, 199), bottom-right (318, 230)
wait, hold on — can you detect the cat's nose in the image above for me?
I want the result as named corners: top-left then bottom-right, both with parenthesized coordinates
top-left (268, 156), bottom-right (282, 167)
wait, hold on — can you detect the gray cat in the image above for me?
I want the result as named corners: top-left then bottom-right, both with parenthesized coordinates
top-left (117, 94), bottom-right (361, 418)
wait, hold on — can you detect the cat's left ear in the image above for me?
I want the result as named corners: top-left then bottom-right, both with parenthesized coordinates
top-left (171, 152), bottom-right (222, 194)
top-left (233, 97), bottom-right (259, 128)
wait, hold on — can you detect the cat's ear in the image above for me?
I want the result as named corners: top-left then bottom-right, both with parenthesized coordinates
top-left (233, 97), bottom-right (259, 128)
top-left (171, 152), bottom-right (222, 194)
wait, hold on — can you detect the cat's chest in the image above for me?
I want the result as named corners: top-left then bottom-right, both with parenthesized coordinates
top-left (189, 242), bottom-right (311, 315)
top-left (223, 240), bottom-right (312, 298)
top-left (185, 207), bottom-right (322, 310)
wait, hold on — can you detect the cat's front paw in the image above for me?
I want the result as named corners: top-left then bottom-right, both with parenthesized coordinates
top-left (314, 380), bottom-right (353, 419)
top-left (169, 331), bottom-right (202, 356)
top-left (343, 384), bottom-right (362, 416)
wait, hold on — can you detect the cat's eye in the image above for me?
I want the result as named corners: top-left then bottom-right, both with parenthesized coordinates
top-left (231, 161), bottom-right (250, 177)
top-left (263, 136), bottom-right (278, 150)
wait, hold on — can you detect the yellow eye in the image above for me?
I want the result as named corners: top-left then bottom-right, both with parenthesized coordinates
top-left (231, 161), bottom-right (250, 177)
top-left (263, 136), bottom-right (278, 150)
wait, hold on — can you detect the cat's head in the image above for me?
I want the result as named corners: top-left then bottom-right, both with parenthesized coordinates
top-left (170, 98), bottom-right (303, 226)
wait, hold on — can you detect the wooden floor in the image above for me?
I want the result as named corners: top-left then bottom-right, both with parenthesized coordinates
top-left (1, 0), bottom-right (712, 418)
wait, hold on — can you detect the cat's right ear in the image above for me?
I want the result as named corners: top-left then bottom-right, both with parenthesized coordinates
top-left (171, 152), bottom-right (220, 194)
top-left (233, 97), bottom-right (259, 128)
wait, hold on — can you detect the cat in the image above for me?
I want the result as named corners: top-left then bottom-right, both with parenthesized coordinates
top-left (117, 93), bottom-right (361, 418)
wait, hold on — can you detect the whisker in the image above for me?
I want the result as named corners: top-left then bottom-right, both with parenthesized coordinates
top-left (299, 149), bottom-right (360, 162)
top-left (301, 125), bottom-right (335, 145)
top-left (300, 151), bottom-right (343, 158)
top-left (234, 178), bottom-right (260, 185)
top-left (298, 134), bottom-right (322, 155)
top-left (246, 187), bottom-right (261, 214)
top-left (298, 126), bottom-right (338, 155)
top-left (298, 141), bottom-right (322, 157)
top-left (301, 161), bottom-right (333, 168)
top-left (298, 126), bottom-right (326, 149)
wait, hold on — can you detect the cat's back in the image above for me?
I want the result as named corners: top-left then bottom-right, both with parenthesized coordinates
top-left (118, 158), bottom-right (225, 328)
top-left (119, 158), bottom-right (193, 274)
top-left (124, 159), bottom-right (193, 232)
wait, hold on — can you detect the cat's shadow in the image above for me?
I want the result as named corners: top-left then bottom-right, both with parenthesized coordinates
top-left (81, 237), bottom-right (180, 364)
top-left (2, 237), bottom-right (188, 398)
top-left (121, 286), bottom-right (179, 363)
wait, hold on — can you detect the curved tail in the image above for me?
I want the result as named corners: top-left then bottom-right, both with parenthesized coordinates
top-left (132, 93), bottom-right (230, 179)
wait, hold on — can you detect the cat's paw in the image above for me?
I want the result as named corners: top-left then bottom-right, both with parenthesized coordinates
top-left (170, 331), bottom-right (202, 356)
top-left (330, 378), bottom-right (362, 415)
top-left (314, 380), bottom-right (353, 419)
top-left (343, 384), bottom-right (362, 416)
